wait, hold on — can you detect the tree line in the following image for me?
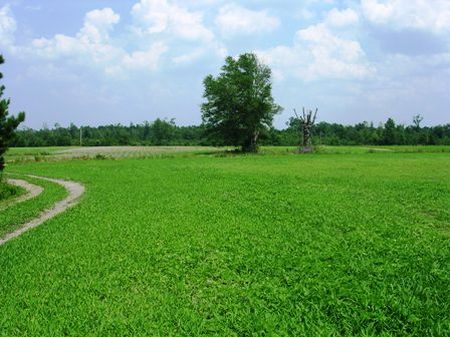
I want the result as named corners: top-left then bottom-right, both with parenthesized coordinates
top-left (1, 52), bottom-right (450, 169)
top-left (10, 53), bottom-right (450, 150)
top-left (10, 117), bottom-right (450, 148)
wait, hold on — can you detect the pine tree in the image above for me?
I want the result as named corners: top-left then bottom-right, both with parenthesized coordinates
top-left (0, 55), bottom-right (25, 174)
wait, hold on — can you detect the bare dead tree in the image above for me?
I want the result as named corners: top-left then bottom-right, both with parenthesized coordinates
top-left (413, 114), bottom-right (423, 130)
top-left (294, 107), bottom-right (318, 153)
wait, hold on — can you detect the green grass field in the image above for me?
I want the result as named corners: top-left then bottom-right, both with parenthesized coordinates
top-left (1, 147), bottom-right (450, 336)
top-left (0, 181), bottom-right (23, 204)
top-left (0, 176), bottom-right (67, 237)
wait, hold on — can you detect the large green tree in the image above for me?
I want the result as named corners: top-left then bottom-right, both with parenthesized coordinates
top-left (0, 55), bottom-right (25, 174)
top-left (201, 53), bottom-right (282, 153)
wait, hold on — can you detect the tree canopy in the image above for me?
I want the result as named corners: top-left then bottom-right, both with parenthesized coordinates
top-left (7, 117), bottom-right (450, 148)
top-left (201, 53), bottom-right (282, 152)
top-left (0, 55), bottom-right (25, 173)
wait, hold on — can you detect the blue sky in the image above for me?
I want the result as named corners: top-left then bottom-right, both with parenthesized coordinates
top-left (0, 0), bottom-right (449, 129)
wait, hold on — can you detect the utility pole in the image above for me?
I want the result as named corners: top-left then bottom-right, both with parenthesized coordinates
top-left (80, 127), bottom-right (83, 147)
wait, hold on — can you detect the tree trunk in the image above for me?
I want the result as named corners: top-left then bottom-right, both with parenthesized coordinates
top-left (301, 124), bottom-right (313, 153)
top-left (242, 130), bottom-right (259, 153)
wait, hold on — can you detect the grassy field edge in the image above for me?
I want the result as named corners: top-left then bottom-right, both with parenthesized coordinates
top-left (0, 174), bottom-right (68, 237)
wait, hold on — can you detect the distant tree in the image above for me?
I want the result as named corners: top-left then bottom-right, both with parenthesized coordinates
top-left (382, 118), bottom-right (397, 145)
top-left (151, 118), bottom-right (176, 145)
top-left (294, 107), bottom-right (318, 153)
top-left (413, 114), bottom-right (424, 130)
top-left (0, 55), bottom-right (25, 174)
top-left (201, 53), bottom-right (282, 153)
top-left (6, 117), bottom-right (450, 148)
top-left (143, 121), bottom-right (151, 141)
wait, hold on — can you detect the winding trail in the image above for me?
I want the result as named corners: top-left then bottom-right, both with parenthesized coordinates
top-left (0, 175), bottom-right (85, 246)
top-left (2, 179), bottom-right (44, 210)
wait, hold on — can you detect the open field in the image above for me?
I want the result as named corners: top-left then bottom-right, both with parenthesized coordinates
top-left (6, 145), bottom-right (450, 165)
top-left (315, 145), bottom-right (450, 154)
top-left (5, 146), bottom-right (222, 163)
top-left (1, 147), bottom-right (450, 335)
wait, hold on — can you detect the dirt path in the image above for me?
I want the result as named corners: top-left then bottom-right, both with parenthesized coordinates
top-left (2, 179), bottom-right (44, 210)
top-left (0, 175), bottom-right (85, 246)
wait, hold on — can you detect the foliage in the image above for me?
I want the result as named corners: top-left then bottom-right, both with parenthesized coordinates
top-left (382, 118), bottom-right (398, 145)
top-left (9, 118), bottom-right (450, 148)
top-left (283, 118), bottom-right (450, 147)
top-left (1, 152), bottom-right (449, 335)
top-left (12, 120), bottom-right (209, 147)
top-left (0, 55), bottom-right (25, 174)
top-left (201, 53), bottom-right (282, 152)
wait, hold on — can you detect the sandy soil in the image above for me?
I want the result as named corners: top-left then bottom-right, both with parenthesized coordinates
top-left (0, 175), bottom-right (85, 246)
top-left (2, 179), bottom-right (44, 210)
top-left (56, 146), bottom-right (217, 157)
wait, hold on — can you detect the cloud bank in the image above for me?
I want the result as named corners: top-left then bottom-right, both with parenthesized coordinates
top-left (1, 0), bottom-right (449, 127)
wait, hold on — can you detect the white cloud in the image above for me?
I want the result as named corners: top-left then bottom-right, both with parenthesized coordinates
top-left (174, 0), bottom-right (223, 6)
top-left (325, 8), bottom-right (359, 27)
top-left (171, 42), bottom-right (227, 65)
top-left (257, 5), bottom-right (371, 81)
top-left (26, 63), bottom-right (80, 82)
top-left (122, 42), bottom-right (168, 71)
top-left (172, 48), bottom-right (205, 65)
top-left (131, 0), bottom-right (228, 65)
top-left (79, 8), bottom-right (120, 44)
top-left (259, 23), bottom-right (373, 81)
top-left (0, 5), bottom-right (17, 48)
top-left (295, 8), bottom-right (316, 21)
top-left (361, 0), bottom-right (450, 34)
top-left (31, 8), bottom-right (122, 64)
top-left (30, 8), bottom-right (167, 75)
top-left (131, 0), bottom-right (214, 42)
top-left (215, 4), bottom-right (280, 37)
